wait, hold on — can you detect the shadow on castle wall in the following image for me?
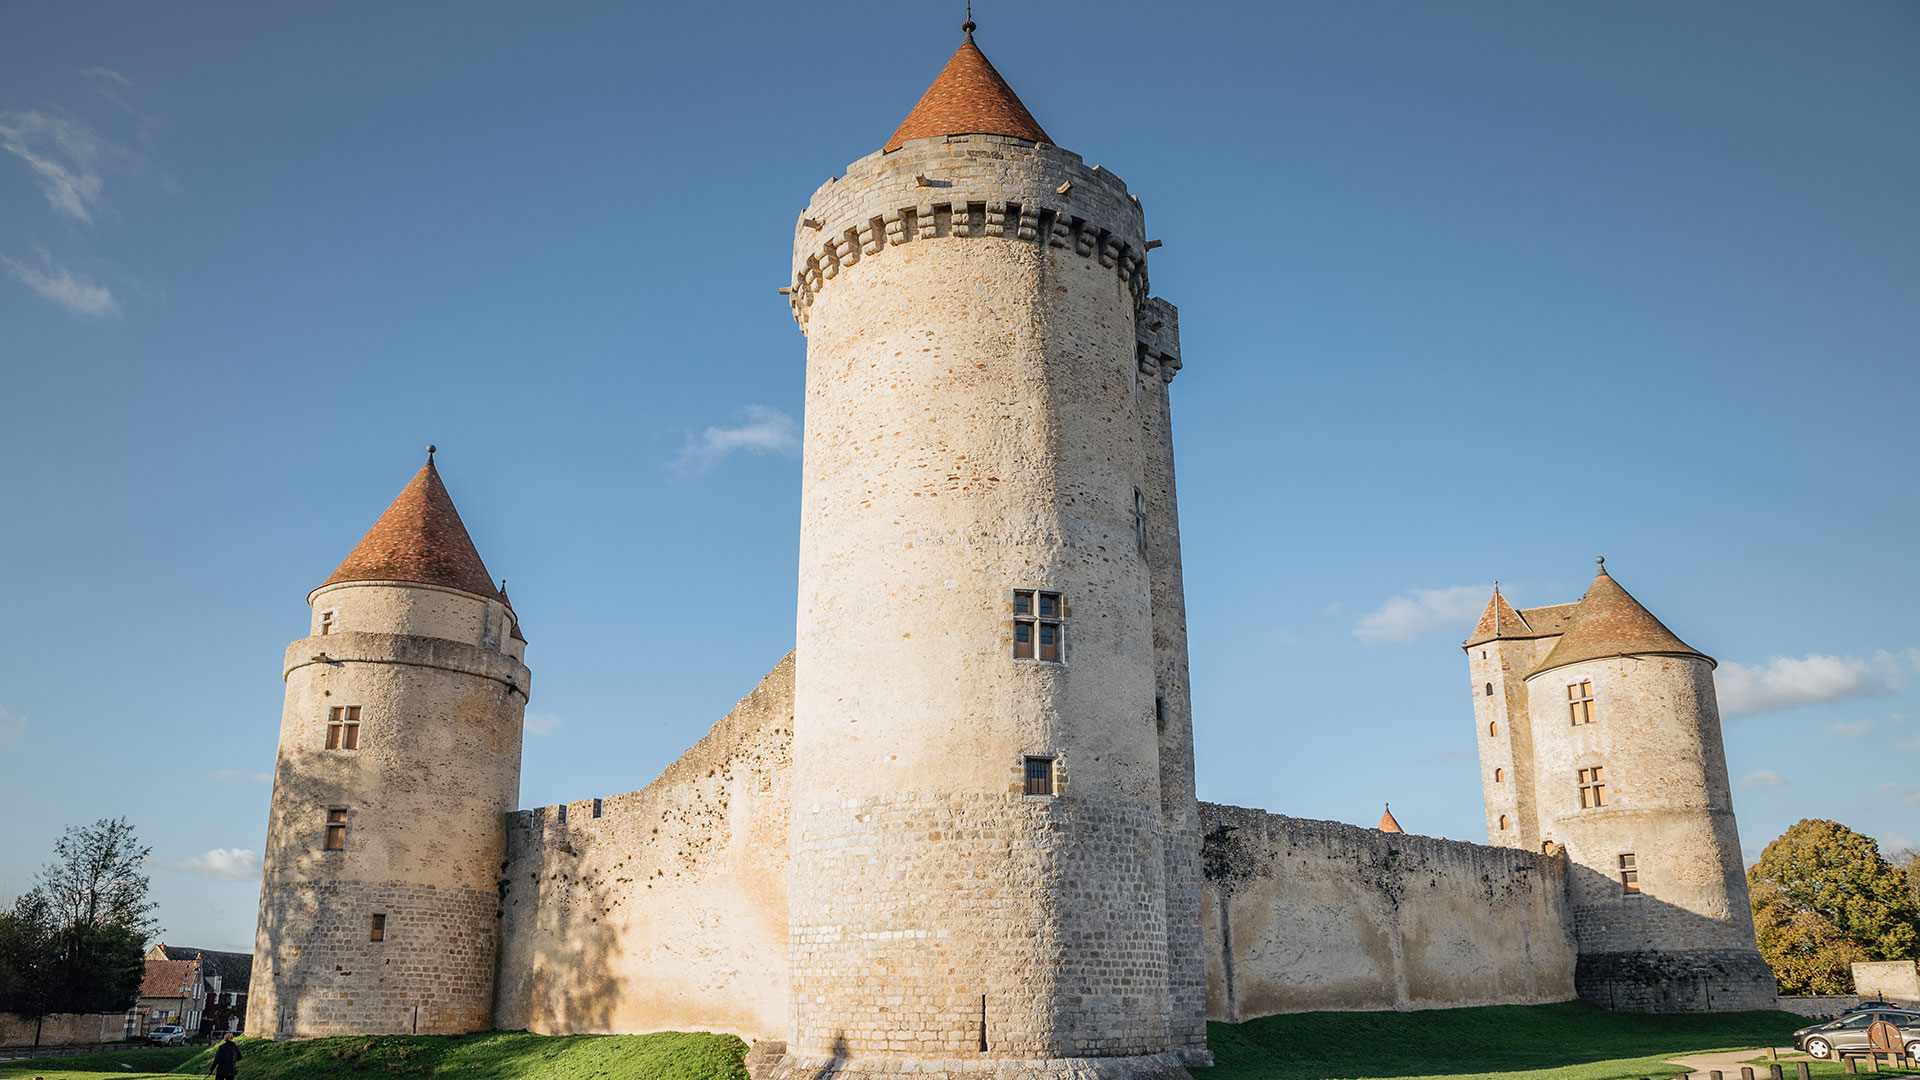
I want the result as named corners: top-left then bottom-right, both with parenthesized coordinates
top-left (1200, 804), bottom-right (1778, 1021)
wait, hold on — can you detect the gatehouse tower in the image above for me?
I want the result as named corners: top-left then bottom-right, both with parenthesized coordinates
top-left (248, 450), bottom-right (530, 1037)
top-left (778, 21), bottom-right (1208, 1079)
top-left (1466, 560), bottom-right (1775, 1011)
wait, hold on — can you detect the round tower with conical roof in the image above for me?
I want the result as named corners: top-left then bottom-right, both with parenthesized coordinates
top-left (777, 22), bottom-right (1204, 1080)
top-left (1467, 561), bottom-right (1773, 1012)
top-left (247, 451), bottom-right (530, 1037)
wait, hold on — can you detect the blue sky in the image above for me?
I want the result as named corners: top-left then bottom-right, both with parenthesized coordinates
top-left (1, 2), bottom-right (1915, 954)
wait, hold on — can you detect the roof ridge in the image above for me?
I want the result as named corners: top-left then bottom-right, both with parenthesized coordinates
top-left (1530, 563), bottom-right (1711, 677)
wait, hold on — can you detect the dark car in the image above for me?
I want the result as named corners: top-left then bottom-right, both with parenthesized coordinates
top-left (1793, 1010), bottom-right (1920, 1059)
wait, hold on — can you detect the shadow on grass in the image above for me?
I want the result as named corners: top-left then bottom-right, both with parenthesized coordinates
top-left (1198, 1001), bottom-right (1810, 1080)
top-left (167, 1031), bottom-right (748, 1080)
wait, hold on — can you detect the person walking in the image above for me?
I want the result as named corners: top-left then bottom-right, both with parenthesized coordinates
top-left (209, 1031), bottom-right (242, 1078)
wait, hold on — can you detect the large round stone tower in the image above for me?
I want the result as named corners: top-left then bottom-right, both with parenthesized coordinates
top-left (777, 22), bottom-right (1206, 1079)
top-left (248, 450), bottom-right (530, 1037)
top-left (1467, 561), bottom-right (1775, 1012)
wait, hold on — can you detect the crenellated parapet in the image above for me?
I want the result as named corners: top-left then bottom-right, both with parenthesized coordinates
top-left (787, 134), bottom-right (1151, 327)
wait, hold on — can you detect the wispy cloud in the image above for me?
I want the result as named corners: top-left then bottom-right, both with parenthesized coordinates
top-left (0, 706), bottom-right (24, 741)
top-left (2, 249), bottom-right (117, 316)
top-left (78, 67), bottom-right (131, 89)
top-left (670, 404), bottom-right (800, 475)
top-left (1738, 770), bottom-right (1788, 792)
top-left (0, 108), bottom-right (109, 221)
top-left (525, 713), bottom-right (563, 737)
top-left (208, 768), bottom-right (272, 783)
top-left (1878, 783), bottom-right (1920, 807)
top-left (168, 848), bottom-right (261, 881)
top-left (1717, 650), bottom-right (1918, 716)
top-left (1354, 585), bottom-right (1488, 643)
top-left (1884, 832), bottom-right (1916, 857)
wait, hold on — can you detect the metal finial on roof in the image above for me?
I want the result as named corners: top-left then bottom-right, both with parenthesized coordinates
top-left (426, 444), bottom-right (437, 462)
top-left (1596, 555), bottom-right (1607, 574)
top-left (963, 1), bottom-right (975, 42)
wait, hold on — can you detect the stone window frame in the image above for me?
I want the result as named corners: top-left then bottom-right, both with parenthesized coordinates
top-left (1498, 813), bottom-right (1510, 830)
top-left (1577, 765), bottom-right (1609, 809)
top-left (1021, 753), bottom-right (1060, 798)
top-left (325, 705), bottom-right (361, 750)
top-left (1494, 767), bottom-right (1504, 783)
top-left (1619, 853), bottom-right (1641, 895)
top-left (323, 807), bottom-right (348, 851)
top-left (1012, 589), bottom-right (1066, 663)
top-left (319, 609), bottom-right (336, 636)
top-left (592, 798), bottom-right (604, 818)
top-left (1133, 488), bottom-right (1149, 557)
top-left (1568, 680), bottom-right (1597, 725)
top-left (369, 913), bottom-right (386, 941)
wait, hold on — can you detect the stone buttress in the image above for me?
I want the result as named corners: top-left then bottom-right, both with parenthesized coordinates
top-left (776, 25), bottom-right (1207, 1080)
top-left (247, 452), bottom-right (529, 1037)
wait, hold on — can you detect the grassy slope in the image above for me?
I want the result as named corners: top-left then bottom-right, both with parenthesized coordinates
top-left (1197, 1001), bottom-right (1815, 1080)
top-left (0, 1032), bottom-right (747, 1080)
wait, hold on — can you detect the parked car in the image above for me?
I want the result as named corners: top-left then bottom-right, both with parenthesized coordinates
top-left (1794, 1010), bottom-right (1920, 1059)
top-left (1846, 1001), bottom-right (1901, 1013)
top-left (147, 1025), bottom-right (186, 1046)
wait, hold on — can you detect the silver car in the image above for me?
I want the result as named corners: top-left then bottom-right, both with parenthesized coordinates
top-left (1793, 1010), bottom-right (1920, 1060)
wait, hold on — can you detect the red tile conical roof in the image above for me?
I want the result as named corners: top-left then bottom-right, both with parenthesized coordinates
top-left (884, 35), bottom-right (1050, 153)
top-left (1532, 561), bottom-right (1712, 677)
top-left (320, 454), bottom-right (501, 600)
top-left (1378, 806), bottom-right (1404, 834)
top-left (1464, 587), bottom-right (1530, 647)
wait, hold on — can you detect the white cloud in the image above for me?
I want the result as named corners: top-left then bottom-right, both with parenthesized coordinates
top-left (1883, 832), bottom-right (1916, 858)
top-left (1716, 650), bottom-right (1919, 716)
top-left (168, 849), bottom-right (260, 881)
top-left (1737, 770), bottom-right (1788, 792)
top-left (0, 706), bottom-right (24, 741)
top-left (1832, 719), bottom-right (1878, 739)
top-left (670, 404), bottom-right (800, 475)
top-left (2, 250), bottom-right (117, 316)
top-left (525, 712), bottom-right (563, 736)
top-left (209, 768), bottom-right (272, 783)
top-left (0, 109), bottom-right (108, 221)
top-left (78, 67), bottom-right (131, 88)
top-left (1353, 585), bottom-right (1488, 643)
top-left (1878, 783), bottom-right (1920, 807)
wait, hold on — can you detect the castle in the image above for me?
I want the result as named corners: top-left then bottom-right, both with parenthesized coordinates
top-left (247, 24), bottom-right (1776, 1078)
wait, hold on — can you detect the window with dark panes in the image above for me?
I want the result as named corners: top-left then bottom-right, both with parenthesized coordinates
top-left (1013, 590), bottom-right (1064, 662)
top-left (1024, 757), bottom-right (1054, 795)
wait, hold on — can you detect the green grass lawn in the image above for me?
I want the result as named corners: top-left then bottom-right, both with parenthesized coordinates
top-left (0, 1031), bottom-right (747, 1080)
top-left (1196, 1000), bottom-right (1825, 1080)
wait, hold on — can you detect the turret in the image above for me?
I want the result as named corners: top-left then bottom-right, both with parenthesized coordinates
top-left (777, 21), bottom-right (1205, 1078)
top-left (1466, 560), bottom-right (1774, 1012)
top-left (248, 449), bottom-right (529, 1037)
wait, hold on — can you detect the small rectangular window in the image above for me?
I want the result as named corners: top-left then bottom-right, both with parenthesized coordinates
top-left (319, 610), bottom-right (335, 636)
top-left (324, 808), bottom-right (347, 851)
top-left (326, 706), bottom-right (361, 750)
top-left (1024, 756), bottom-right (1055, 796)
top-left (557, 804), bottom-right (568, 825)
top-left (1568, 680), bottom-right (1596, 725)
top-left (592, 798), bottom-right (604, 819)
top-left (1578, 766), bottom-right (1609, 809)
top-left (369, 914), bottom-right (386, 941)
top-left (1155, 696), bottom-right (1167, 731)
top-left (1013, 590), bottom-right (1064, 662)
top-left (1620, 853), bottom-right (1640, 894)
top-left (1134, 488), bottom-right (1148, 556)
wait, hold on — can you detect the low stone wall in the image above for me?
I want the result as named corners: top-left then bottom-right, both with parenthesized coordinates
top-left (1199, 803), bottom-right (1578, 1019)
top-left (493, 654), bottom-right (794, 1042)
top-left (1776, 996), bottom-right (1861, 1020)
top-left (0, 1012), bottom-right (126, 1047)
top-left (1853, 961), bottom-right (1920, 1006)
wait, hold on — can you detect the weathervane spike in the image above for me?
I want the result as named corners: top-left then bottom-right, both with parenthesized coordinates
top-left (963, 2), bottom-right (975, 42)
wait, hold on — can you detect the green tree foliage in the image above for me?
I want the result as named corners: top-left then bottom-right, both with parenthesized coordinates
top-left (0, 817), bottom-right (158, 1018)
top-left (1748, 819), bottom-right (1920, 994)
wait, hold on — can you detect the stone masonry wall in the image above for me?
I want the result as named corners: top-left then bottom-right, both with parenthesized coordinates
top-left (1200, 803), bottom-right (1578, 1020)
top-left (493, 654), bottom-right (794, 1042)
top-left (0, 1012), bottom-right (127, 1047)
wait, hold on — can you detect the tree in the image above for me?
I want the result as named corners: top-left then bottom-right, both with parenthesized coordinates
top-left (1748, 819), bottom-right (1920, 994)
top-left (1, 819), bottom-right (160, 1022)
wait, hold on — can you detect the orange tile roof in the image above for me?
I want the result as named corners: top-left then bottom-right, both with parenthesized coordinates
top-left (140, 957), bottom-right (198, 999)
top-left (1464, 588), bottom-right (1529, 647)
top-left (322, 453), bottom-right (501, 601)
top-left (1532, 563), bottom-right (1712, 676)
top-left (1378, 806), bottom-right (1404, 833)
top-left (884, 36), bottom-right (1050, 153)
